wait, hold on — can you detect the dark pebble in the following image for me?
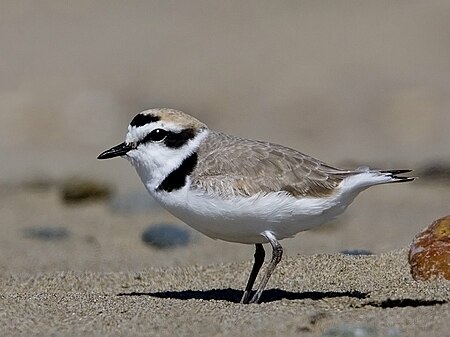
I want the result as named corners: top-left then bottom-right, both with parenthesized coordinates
top-left (60, 177), bottom-right (113, 203)
top-left (340, 249), bottom-right (374, 256)
top-left (141, 224), bottom-right (191, 249)
top-left (23, 227), bottom-right (70, 241)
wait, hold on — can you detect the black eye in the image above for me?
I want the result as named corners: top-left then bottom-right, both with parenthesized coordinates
top-left (145, 128), bottom-right (168, 142)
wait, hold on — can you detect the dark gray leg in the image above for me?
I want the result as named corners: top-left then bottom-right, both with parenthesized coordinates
top-left (249, 231), bottom-right (283, 304)
top-left (240, 243), bottom-right (265, 304)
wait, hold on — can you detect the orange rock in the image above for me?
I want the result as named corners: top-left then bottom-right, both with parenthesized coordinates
top-left (408, 215), bottom-right (450, 281)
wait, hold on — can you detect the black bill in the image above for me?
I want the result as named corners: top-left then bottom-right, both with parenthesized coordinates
top-left (97, 142), bottom-right (133, 159)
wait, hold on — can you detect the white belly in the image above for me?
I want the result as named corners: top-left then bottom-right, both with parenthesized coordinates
top-left (150, 184), bottom-right (356, 244)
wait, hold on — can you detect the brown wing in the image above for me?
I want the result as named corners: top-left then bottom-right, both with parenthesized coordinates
top-left (191, 131), bottom-right (355, 198)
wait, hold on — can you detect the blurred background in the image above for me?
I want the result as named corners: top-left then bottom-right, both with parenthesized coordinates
top-left (0, 1), bottom-right (449, 274)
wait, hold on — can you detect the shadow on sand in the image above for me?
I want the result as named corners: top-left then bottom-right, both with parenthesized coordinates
top-left (117, 288), bottom-right (368, 303)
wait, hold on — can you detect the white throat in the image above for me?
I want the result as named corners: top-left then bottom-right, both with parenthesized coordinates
top-left (128, 129), bottom-right (209, 192)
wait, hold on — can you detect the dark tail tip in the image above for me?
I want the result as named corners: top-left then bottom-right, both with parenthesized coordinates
top-left (380, 169), bottom-right (416, 182)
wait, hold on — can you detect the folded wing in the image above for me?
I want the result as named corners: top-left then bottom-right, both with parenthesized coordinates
top-left (191, 131), bottom-right (355, 198)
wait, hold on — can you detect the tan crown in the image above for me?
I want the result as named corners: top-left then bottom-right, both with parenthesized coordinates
top-left (141, 108), bottom-right (208, 130)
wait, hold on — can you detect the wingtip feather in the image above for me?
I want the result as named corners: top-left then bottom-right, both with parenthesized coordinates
top-left (380, 169), bottom-right (415, 183)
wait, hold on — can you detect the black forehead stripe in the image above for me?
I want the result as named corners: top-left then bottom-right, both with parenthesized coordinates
top-left (163, 128), bottom-right (197, 148)
top-left (156, 152), bottom-right (198, 192)
top-left (129, 114), bottom-right (160, 127)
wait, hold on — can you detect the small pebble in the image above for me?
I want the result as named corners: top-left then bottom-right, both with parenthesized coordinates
top-left (60, 177), bottom-right (113, 203)
top-left (409, 215), bottom-right (450, 281)
top-left (141, 224), bottom-right (191, 249)
top-left (323, 324), bottom-right (377, 337)
top-left (23, 227), bottom-right (70, 241)
top-left (340, 249), bottom-right (374, 256)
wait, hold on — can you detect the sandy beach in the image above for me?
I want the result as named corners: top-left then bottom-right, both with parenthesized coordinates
top-left (1, 1), bottom-right (449, 336)
top-left (2, 249), bottom-right (449, 337)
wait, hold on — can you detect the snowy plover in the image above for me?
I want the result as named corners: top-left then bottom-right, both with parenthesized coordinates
top-left (98, 108), bottom-right (414, 304)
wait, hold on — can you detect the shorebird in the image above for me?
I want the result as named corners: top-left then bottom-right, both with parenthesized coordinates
top-left (98, 108), bottom-right (414, 304)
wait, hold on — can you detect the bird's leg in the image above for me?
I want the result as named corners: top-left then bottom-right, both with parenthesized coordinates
top-left (240, 243), bottom-right (265, 304)
top-left (248, 231), bottom-right (283, 304)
